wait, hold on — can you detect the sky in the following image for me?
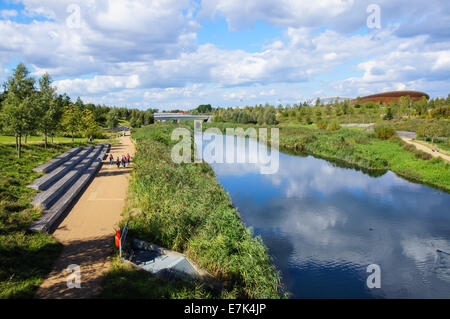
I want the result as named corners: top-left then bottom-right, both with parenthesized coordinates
top-left (0, 0), bottom-right (449, 110)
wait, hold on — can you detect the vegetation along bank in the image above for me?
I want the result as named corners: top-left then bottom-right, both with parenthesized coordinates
top-left (102, 123), bottom-right (283, 299)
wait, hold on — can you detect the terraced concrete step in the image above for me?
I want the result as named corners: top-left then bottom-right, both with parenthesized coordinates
top-left (97, 143), bottom-right (110, 162)
top-left (28, 146), bottom-right (94, 191)
top-left (31, 144), bottom-right (105, 210)
top-left (32, 147), bottom-right (82, 173)
top-left (30, 155), bottom-right (104, 233)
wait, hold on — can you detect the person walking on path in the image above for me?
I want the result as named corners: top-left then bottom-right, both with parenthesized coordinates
top-left (109, 154), bottom-right (114, 165)
top-left (116, 156), bottom-right (121, 168)
top-left (121, 155), bottom-right (126, 168)
top-left (126, 153), bottom-right (131, 166)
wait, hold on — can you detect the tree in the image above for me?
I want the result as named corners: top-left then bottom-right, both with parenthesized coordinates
top-left (79, 109), bottom-right (98, 140)
top-left (61, 104), bottom-right (82, 142)
top-left (196, 104), bottom-right (212, 113)
top-left (1, 63), bottom-right (36, 158)
top-left (315, 98), bottom-right (321, 107)
top-left (130, 116), bottom-right (137, 128)
top-left (384, 107), bottom-right (393, 120)
top-left (144, 110), bottom-right (155, 125)
top-left (74, 96), bottom-right (84, 111)
top-left (106, 109), bottom-right (119, 129)
top-left (37, 73), bottom-right (60, 148)
top-left (264, 108), bottom-right (278, 125)
top-left (417, 120), bottom-right (445, 144)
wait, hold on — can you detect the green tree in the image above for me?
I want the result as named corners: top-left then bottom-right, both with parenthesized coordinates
top-left (79, 108), bottom-right (98, 140)
top-left (417, 120), bottom-right (445, 144)
top-left (1, 63), bottom-right (36, 158)
top-left (61, 104), bottom-right (82, 142)
top-left (196, 104), bottom-right (212, 113)
top-left (130, 116), bottom-right (137, 128)
top-left (384, 107), bottom-right (393, 120)
top-left (106, 109), bottom-right (119, 129)
top-left (37, 73), bottom-right (61, 148)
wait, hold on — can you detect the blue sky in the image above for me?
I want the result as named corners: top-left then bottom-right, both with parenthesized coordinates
top-left (0, 0), bottom-right (449, 110)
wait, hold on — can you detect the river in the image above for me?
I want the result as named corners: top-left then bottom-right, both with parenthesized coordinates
top-left (196, 132), bottom-right (450, 298)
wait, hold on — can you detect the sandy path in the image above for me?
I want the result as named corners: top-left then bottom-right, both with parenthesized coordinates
top-left (34, 134), bottom-right (135, 299)
top-left (402, 138), bottom-right (450, 162)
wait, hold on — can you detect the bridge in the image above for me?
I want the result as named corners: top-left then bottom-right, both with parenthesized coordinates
top-left (154, 113), bottom-right (213, 122)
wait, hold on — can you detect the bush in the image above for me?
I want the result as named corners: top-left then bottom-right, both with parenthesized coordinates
top-left (414, 150), bottom-right (431, 160)
top-left (384, 107), bottom-right (393, 120)
top-left (316, 120), bottom-right (328, 130)
top-left (430, 105), bottom-right (450, 119)
top-left (403, 143), bottom-right (416, 152)
top-left (374, 124), bottom-right (395, 140)
top-left (327, 120), bottom-right (341, 131)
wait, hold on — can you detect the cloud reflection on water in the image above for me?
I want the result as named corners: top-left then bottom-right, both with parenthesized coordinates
top-left (201, 134), bottom-right (450, 298)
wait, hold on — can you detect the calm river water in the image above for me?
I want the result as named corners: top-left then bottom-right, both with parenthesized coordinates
top-left (196, 132), bottom-right (450, 298)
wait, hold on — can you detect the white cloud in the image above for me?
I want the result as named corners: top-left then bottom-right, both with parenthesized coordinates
top-left (199, 0), bottom-right (355, 31)
top-left (0, 0), bottom-right (449, 106)
top-left (0, 10), bottom-right (18, 19)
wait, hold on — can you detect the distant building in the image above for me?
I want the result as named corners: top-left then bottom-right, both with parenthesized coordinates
top-left (351, 91), bottom-right (429, 105)
top-left (307, 97), bottom-right (351, 106)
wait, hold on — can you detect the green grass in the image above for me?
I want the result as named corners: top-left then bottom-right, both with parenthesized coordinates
top-left (101, 123), bottom-right (283, 299)
top-left (356, 138), bottom-right (449, 189)
top-left (0, 134), bottom-right (115, 145)
top-left (0, 140), bottom-right (94, 298)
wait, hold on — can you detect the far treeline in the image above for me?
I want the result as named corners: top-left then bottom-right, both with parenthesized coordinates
top-left (208, 95), bottom-right (450, 139)
top-left (0, 63), bottom-right (158, 158)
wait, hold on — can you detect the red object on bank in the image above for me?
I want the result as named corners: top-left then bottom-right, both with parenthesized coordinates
top-left (115, 230), bottom-right (121, 248)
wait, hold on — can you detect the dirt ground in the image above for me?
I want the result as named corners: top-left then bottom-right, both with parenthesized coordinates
top-left (402, 137), bottom-right (450, 162)
top-left (34, 134), bottom-right (135, 299)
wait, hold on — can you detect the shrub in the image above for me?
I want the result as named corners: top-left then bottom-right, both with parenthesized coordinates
top-left (430, 105), bottom-right (450, 119)
top-left (305, 116), bottom-right (313, 125)
top-left (411, 149), bottom-right (432, 160)
top-left (316, 120), bottom-right (328, 130)
top-left (327, 120), bottom-right (340, 131)
top-left (374, 124), bottom-right (395, 140)
top-left (384, 107), bottom-right (393, 120)
top-left (403, 143), bottom-right (416, 152)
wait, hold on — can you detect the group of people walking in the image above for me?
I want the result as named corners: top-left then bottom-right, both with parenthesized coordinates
top-left (109, 153), bottom-right (131, 168)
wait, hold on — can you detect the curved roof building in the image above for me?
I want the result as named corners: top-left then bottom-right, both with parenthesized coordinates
top-left (352, 91), bottom-right (429, 104)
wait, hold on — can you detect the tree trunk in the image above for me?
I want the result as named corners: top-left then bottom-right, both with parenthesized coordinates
top-left (18, 133), bottom-right (22, 159)
top-left (72, 130), bottom-right (74, 143)
top-left (15, 134), bottom-right (18, 150)
top-left (44, 130), bottom-right (48, 149)
top-left (24, 135), bottom-right (27, 144)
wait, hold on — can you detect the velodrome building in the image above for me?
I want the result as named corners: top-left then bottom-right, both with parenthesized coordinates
top-left (352, 91), bottom-right (430, 104)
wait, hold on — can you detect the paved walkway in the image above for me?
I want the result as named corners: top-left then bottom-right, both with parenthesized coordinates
top-left (402, 138), bottom-right (450, 162)
top-left (34, 134), bottom-right (135, 299)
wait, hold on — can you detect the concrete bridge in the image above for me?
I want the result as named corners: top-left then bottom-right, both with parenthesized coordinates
top-left (154, 113), bottom-right (213, 122)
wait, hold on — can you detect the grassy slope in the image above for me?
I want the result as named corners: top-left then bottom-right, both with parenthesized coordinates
top-left (0, 141), bottom-right (93, 298)
top-left (102, 123), bottom-right (283, 299)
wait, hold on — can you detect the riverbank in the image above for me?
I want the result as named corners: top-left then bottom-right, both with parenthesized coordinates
top-left (101, 123), bottom-right (283, 299)
top-left (202, 122), bottom-right (450, 192)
